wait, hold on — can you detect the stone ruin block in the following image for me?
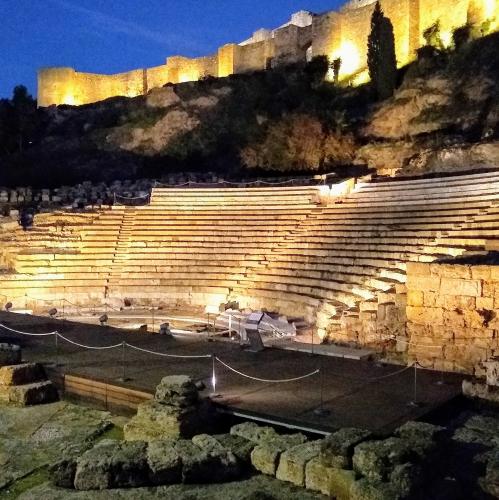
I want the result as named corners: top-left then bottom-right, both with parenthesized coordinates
top-left (305, 457), bottom-right (357, 499)
top-left (2, 380), bottom-right (59, 406)
top-left (484, 357), bottom-right (499, 387)
top-left (124, 375), bottom-right (211, 441)
top-left (321, 427), bottom-right (372, 469)
top-left (0, 343), bottom-right (21, 366)
top-left (250, 433), bottom-right (307, 476)
top-left (74, 440), bottom-right (149, 490)
top-left (146, 440), bottom-right (182, 485)
top-left (276, 440), bottom-right (322, 486)
top-left (0, 363), bottom-right (45, 386)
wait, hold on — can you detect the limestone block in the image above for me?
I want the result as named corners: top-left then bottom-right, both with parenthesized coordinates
top-left (406, 306), bottom-right (443, 325)
top-left (305, 457), bottom-right (357, 499)
top-left (124, 400), bottom-right (199, 440)
top-left (431, 263), bottom-right (471, 279)
top-left (406, 274), bottom-right (440, 292)
top-left (174, 439), bottom-right (239, 484)
top-left (471, 267), bottom-right (492, 280)
top-left (0, 343), bottom-right (21, 366)
top-left (406, 262), bottom-right (430, 276)
top-left (349, 477), bottom-right (399, 500)
top-left (230, 422), bottom-right (278, 443)
top-left (74, 440), bottom-right (149, 490)
top-left (321, 428), bottom-right (372, 469)
top-left (213, 433), bottom-right (256, 464)
top-left (0, 380), bottom-right (59, 406)
top-left (251, 434), bottom-right (307, 476)
top-left (276, 440), bottom-right (322, 486)
top-left (352, 438), bottom-right (415, 482)
top-left (146, 440), bottom-right (182, 485)
top-left (476, 296), bottom-right (494, 310)
top-left (484, 358), bottom-right (499, 387)
top-left (478, 452), bottom-right (499, 498)
top-left (0, 363), bottom-right (45, 386)
top-left (440, 278), bottom-right (482, 297)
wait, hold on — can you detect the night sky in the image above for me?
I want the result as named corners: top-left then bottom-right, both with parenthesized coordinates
top-left (2, 0), bottom-right (344, 100)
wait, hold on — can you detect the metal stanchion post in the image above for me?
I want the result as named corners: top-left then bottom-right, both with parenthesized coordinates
top-left (314, 357), bottom-right (330, 417)
top-left (211, 355), bottom-right (221, 399)
top-left (54, 333), bottom-right (59, 368)
top-left (118, 341), bottom-right (130, 382)
top-left (408, 363), bottom-right (422, 407)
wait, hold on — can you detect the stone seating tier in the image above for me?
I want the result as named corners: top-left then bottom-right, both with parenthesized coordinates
top-left (1, 173), bottom-right (499, 320)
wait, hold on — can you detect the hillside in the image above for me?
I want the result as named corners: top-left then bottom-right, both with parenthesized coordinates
top-left (0, 32), bottom-right (498, 188)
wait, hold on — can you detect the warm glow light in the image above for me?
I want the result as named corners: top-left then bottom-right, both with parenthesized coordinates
top-left (331, 41), bottom-right (361, 78)
top-left (441, 31), bottom-right (453, 48)
top-left (178, 70), bottom-right (199, 83)
top-left (62, 92), bottom-right (77, 106)
top-left (484, 0), bottom-right (496, 18)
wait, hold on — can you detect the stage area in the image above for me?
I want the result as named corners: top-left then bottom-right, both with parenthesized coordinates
top-left (0, 312), bottom-right (464, 435)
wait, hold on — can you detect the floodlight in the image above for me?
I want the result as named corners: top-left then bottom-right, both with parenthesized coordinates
top-left (48, 308), bottom-right (58, 318)
top-left (99, 314), bottom-right (108, 326)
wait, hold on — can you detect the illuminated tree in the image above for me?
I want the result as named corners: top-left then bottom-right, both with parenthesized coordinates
top-left (367, 2), bottom-right (397, 100)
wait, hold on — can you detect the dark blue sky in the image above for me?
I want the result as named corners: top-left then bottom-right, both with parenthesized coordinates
top-left (2, 0), bottom-right (343, 100)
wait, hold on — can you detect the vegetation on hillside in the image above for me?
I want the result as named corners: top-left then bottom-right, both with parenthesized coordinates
top-left (0, 29), bottom-right (497, 187)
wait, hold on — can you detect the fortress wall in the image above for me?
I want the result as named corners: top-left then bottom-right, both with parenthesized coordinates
top-left (146, 64), bottom-right (171, 92)
top-left (38, 0), bottom-right (498, 106)
top-left (218, 44), bottom-right (237, 77)
top-left (72, 69), bottom-right (146, 105)
top-left (311, 12), bottom-right (342, 59)
top-left (273, 24), bottom-right (313, 65)
top-left (38, 67), bottom-right (76, 107)
top-left (419, 0), bottom-right (469, 46)
top-left (233, 40), bottom-right (268, 73)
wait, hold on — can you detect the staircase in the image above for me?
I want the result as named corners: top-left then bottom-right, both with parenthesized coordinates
top-left (106, 208), bottom-right (136, 293)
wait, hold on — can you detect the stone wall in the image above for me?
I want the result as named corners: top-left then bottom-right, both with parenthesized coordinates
top-left (38, 0), bottom-right (498, 106)
top-left (406, 261), bottom-right (499, 374)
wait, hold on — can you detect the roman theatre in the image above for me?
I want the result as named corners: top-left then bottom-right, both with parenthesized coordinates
top-left (1, 171), bottom-right (499, 376)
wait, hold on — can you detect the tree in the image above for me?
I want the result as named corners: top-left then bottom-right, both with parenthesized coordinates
top-left (367, 2), bottom-right (397, 100)
top-left (11, 85), bottom-right (37, 153)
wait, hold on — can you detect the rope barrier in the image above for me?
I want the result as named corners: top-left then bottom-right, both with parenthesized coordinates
top-left (56, 332), bottom-right (123, 350)
top-left (114, 193), bottom-right (150, 200)
top-left (125, 342), bottom-right (212, 359)
top-left (215, 356), bottom-right (319, 383)
top-left (0, 323), bottom-right (57, 336)
top-left (153, 173), bottom-right (336, 189)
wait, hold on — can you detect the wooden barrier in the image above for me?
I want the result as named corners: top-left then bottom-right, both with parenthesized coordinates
top-left (55, 372), bottom-right (153, 410)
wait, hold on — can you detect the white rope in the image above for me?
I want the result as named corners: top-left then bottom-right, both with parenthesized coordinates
top-left (56, 333), bottom-right (123, 350)
top-left (0, 323), bottom-right (57, 336)
top-left (216, 356), bottom-right (319, 383)
top-left (114, 193), bottom-right (150, 200)
top-left (366, 363), bottom-right (414, 381)
top-left (125, 342), bottom-right (212, 359)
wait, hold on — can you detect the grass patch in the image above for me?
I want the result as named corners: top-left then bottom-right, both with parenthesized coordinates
top-left (1, 468), bottom-right (50, 499)
top-left (95, 423), bottom-right (124, 442)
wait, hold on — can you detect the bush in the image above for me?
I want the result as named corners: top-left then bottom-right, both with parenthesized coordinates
top-left (452, 24), bottom-right (472, 50)
top-left (240, 114), bottom-right (356, 171)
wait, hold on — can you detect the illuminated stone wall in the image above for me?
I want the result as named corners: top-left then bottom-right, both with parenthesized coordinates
top-left (406, 261), bottom-right (499, 374)
top-left (38, 0), bottom-right (498, 106)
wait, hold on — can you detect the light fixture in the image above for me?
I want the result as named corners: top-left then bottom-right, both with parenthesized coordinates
top-left (99, 314), bottom-right (108, 326)
top-left (159, 323), bottom-right (171, 336)
top-left (4, 302), bottom-right (12, 312)
top-left (48, 308), bottom-right (58, 318)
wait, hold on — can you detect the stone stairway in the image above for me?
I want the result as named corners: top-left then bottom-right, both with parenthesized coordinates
top-left (107, 208), bottom-right (136, 291)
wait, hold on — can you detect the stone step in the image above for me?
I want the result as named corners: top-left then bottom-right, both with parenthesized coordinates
top-left (0, 363), bottom-right (46, 386)
top-left (0, 380), bottom-right (59, 406)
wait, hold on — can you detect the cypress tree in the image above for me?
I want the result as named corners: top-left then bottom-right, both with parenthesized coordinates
top-left (367, 2), bottom-right (397, 100)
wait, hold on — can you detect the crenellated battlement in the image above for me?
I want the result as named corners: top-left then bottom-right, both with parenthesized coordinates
top-left (38, 0), bottom-right (498, 107)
